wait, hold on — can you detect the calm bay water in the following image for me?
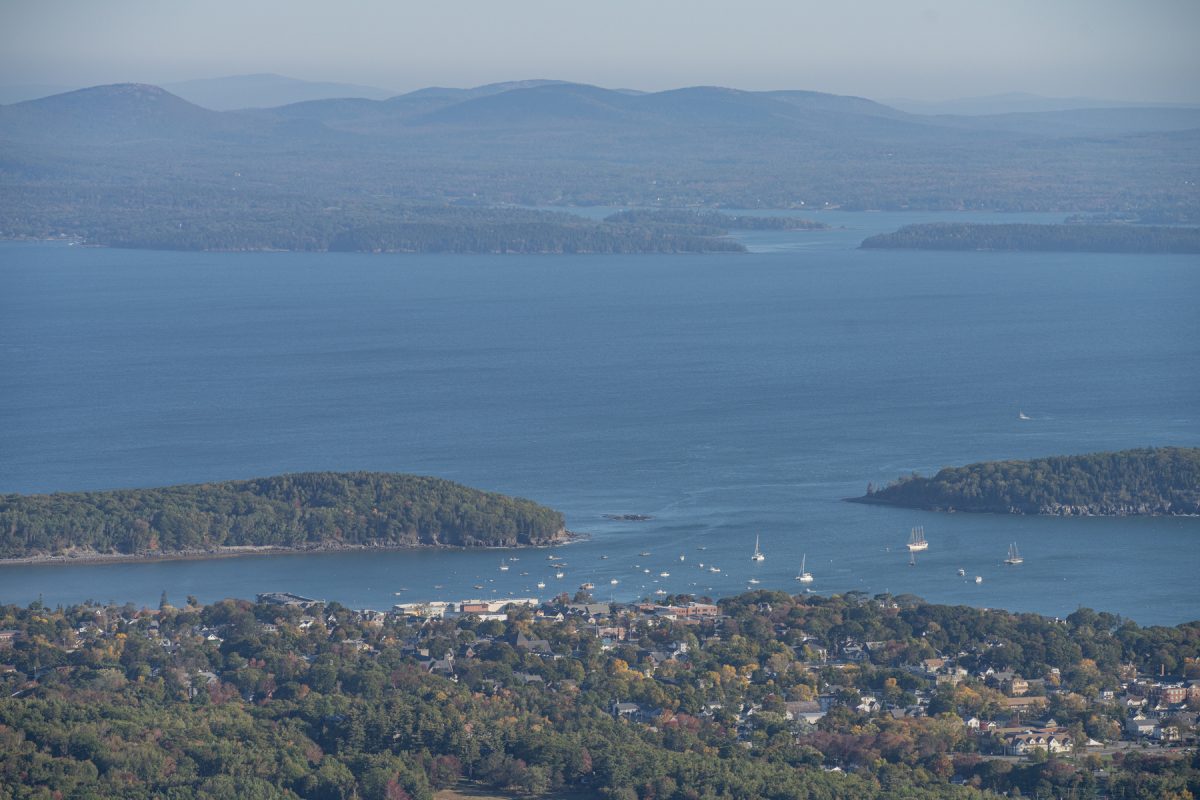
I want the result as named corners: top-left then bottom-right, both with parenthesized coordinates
top-left (2, 211), bottom-right (1198, 624)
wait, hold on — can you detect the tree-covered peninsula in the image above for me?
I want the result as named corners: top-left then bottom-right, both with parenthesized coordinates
top-left (0, 472), bottom-right (566, 560)
top-left (860, 223), bottom-right (1200, 253)
top-left (851, 447), bottom-right (1200, 516)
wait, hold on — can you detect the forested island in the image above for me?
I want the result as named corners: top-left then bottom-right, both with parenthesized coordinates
top-left (860, 223), bottom-right (1200, 253)
top-left (23, 206), bottom-right (748, 254)
top-left (0, 590), bottom-right (1196, 799)
top-left (0, 472), bottom-right (566, 561)
top-left (851, 447), bottom-right (1200, 516)
top-left (11, 205), bottom-right (835, 255)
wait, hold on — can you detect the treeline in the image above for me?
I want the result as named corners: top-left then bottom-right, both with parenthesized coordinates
top-left (860, 222), bottom-right (1200, 253)
top-left (0, 472), bottom-right (565, 558)
top-left (853, 447), bottom-right (1200, 515)
top-left (327, 221), bottom-right (744, 254)
top-left (604, 209), bottom-right (828, 231)
top-left (2, 196), bottom-right (747, 254)
top-left (0, 591), bottom-right (1197, 799)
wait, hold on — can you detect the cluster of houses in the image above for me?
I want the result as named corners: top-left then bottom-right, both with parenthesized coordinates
top-left (902, 650), bottom-right (1199, 753)
top-left (2, 594), bottom-right (1196, 760)
top-left (385, 596), bottom-right (1196, 755)
top-left (1120, 678), bottom-right (1200, 744)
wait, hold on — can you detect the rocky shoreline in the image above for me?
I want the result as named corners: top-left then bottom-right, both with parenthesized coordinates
top-left (0, 530), bottom-right (582, 568)
top-left (848, 494), bottom-right (1196, 516)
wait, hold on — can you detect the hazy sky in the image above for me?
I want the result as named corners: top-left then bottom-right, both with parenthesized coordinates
top-left (3, 0), bottom-right (1198, 101)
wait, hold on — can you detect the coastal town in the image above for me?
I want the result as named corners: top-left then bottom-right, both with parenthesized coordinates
top-left (272, 591), bottom-right (1200, 756)
top-left (1, 588), bottom-right (1196, 798)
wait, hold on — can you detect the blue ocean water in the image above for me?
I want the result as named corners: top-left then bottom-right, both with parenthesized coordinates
top-left (1, 212), bottom-right (1198, 623)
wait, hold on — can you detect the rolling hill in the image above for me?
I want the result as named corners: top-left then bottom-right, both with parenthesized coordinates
top-left (162, 73), bottom-right (398, 110)
top-left (0, 83), bottom-right (256, 144)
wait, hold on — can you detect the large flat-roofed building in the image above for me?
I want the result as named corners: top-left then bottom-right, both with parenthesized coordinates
top-left (256, 593), bottom-right (322, 608)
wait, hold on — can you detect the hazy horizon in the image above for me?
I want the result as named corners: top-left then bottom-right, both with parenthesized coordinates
top-left (3, 0), bottom-right (1198, 105)
top-left (5, 73), bottom-right (1199, 110)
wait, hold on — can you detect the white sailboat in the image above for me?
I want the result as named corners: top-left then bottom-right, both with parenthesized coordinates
top-left (1004, 542), bottom-right (1024, 565)
top-left (907, 526), bottom-right (929, 552)
top-left (795, 554), bottom-right (814, 583)
top-left (499, 558), bottom-right (510, 571)
top-left (751, 535), bottom-right (766, 561)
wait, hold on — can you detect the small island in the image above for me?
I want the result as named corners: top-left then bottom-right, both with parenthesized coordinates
top-left (0, 472), bottom-right (566, 561)
top-left (860, 222), bottom-right (1200, 254)
top-left (850, 447), bottom-right (1200, 516)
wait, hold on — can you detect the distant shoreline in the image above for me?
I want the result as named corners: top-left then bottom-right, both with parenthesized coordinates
top-left (0, 236), bottom-right (744, 256)
top-left (860, 222), bottom-right (1200, 254)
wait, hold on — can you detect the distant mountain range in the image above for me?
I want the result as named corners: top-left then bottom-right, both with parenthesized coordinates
top-left (5, 74), bottom-right (1195, 114)
top-left (1, 78), bottom-right (1197, 249)
top-left (6, 79), bottom-right (1197, 143)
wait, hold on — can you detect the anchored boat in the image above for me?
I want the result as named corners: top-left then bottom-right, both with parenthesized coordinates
top-left (907, 526), bottom-right (928, 552)
top-left (796, 554), bottom-right (814, 583)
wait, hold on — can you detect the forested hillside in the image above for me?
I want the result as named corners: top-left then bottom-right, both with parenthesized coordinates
top-left (0, 472), bottom-right (565, 558)
top-left (853, 447), bottom-right (1200, 515)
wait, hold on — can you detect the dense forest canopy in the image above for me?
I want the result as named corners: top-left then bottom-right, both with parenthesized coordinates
top-left (0, 472), bottom-right (566, 558)
top-left (860, 223), bottom-right (1200, 253)
top-left (853, 447), bottom-right (1200, 516)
